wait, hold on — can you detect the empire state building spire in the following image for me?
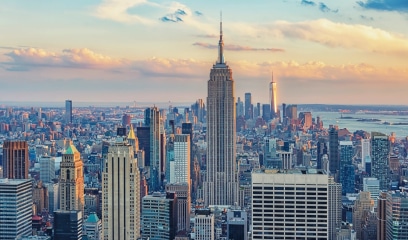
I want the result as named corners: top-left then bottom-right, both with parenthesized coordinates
top-left (217, 14), bottom-right (225, 64)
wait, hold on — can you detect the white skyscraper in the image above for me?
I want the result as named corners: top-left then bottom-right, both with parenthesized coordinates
top-left (269, 73), bottom-right (277, 118)
top-left (361, 138), bottom-right (370, 172)
top-left (0, 179), bottom-right (32, 239)
top-left (174, 134), bottom-right (191, 184)
top-left (195, 209), bottom-right (215, 240)
top-left (102, 140), bottom-right (140, 240)
top-left (203, 20), bottom-right (238, 206)
top-left (252, 169), bottom-right (342, 239)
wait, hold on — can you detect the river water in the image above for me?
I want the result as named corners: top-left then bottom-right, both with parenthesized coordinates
top-left (311, 111), bottom-right (408, 138)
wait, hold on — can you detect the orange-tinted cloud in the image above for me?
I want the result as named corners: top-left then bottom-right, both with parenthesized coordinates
top-left (193, 42), bottom-right (285, 52)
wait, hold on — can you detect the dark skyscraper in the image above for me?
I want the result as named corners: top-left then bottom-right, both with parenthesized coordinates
top-left (203, 20), bottom-right (238, 206)
top-left (137, 126), bottom-right (150, 167)
top-left (371, 132), bottom-right (389, 190)
top-left (244, 92), bottom-right (252, 120)
top-left (329, 127), bottom-right (339, 178)
top-left (2, 140), bottom-right (29, 179)
top-left (65, 100), bottom-right (72, 124)
top-left (262, 104), bottom-right (271, 122)
top-left (54, 210), bottom-right (83, 240)
top-left (317, 138), bottom-right (328, 170)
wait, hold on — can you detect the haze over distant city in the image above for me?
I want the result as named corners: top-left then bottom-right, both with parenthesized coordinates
top-left (1, 0), bottom-right (407, 104)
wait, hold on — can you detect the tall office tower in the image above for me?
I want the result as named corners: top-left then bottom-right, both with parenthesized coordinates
top-left (299, 112), bottom-right (312, 130)
top-left (371, 132), bottom-right (389, 190)
top-left (191, 99), bottom-right (206, 123)
top-left (252, 169), bottom-right (342, 239)
top-left (54, 210), bottom-right (83, 240)
top-left (236, 97), bottom-right (244, 118)
top-left (83, 213), bottom-right (102, 240)
top-left (166, 183), bottom-right (191, 233)
top-left (65, 99), bottom-right (73, 124)
top-left (102, 141), bottom-right (140, 240)
top-left (386, 191), bottom-right (408, 239)
top-left (339, 141), bottom-right (355, 195)
top-left (227, 208), bottom-right (248, 240)
top-left (166, 134), bottom-right (175, 183)
top-left (353, 192), bottom-right (374, 240)
top-left (174, 134), bottom-right (191, 184)
top-left (149, 106), bottom-right (163, 191)
top-left (255, 102), bottom-right (261, 118)
top-left (45, 182), bottom-right (59, 213)
top-left (282, 103), bottom-right (286, 121)
top-left (144, 107), bottom-right (151, 126)
top-left (269, 73), bottom-right (277, 118)
top-left (244, 93), bottom-right (252, 120)
top-left (194, 209), bottom-right (215, 240)
top-left (33, 181), bottom-right (49, 214)
top-left (261, 104), bottom-right (271, 122)
top-left (285, 104), bottom-right (298, 121)
top-left (137, 126), bottom-right (150, 167)
top-left (59, 143), bottom-right (84, 212)
top-left (141, 192), bottom-right (178, 240)
top-left (377, 191), bottom-right (387, 240)
top-left (317, 138), bottom-right (328, 169)
top-left (122, 114), bottom-right (131, 127)
top-left (363, 178), bottom-right (380, 207)
top-left (329, 127), bottom-right (339, 178)
top-left (40, 155), bottom-right (55, 183)
top-left (204, 21), bottom-right (238, 206)
top-left (361, 138), bottom-right (371, 172)
top-left (0, 179), bottom-right (32, 239)
top-left (2, 140), bottom-right (28, 179)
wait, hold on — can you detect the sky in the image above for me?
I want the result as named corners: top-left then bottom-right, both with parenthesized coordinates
top-left (1, 0), bottom-right (408, 106)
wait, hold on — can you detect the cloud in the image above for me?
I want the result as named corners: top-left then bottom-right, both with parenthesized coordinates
top-left (193, 42), bottom-right (285, 52)
top-left (260, 18), bottom-right (408, 56)
top-left (360, 15), bottom-right (374, 20)
top-left (319, 3), bottom-right (337, 12)
top-left (195, 34), bottom-right (218, 38)
top-left (93, 0), bottom-right (156, 24)
top-left (194, 11), bottom-right (203, 16)
top-left (357, 0), bottom-right (408, 12)
top-left (301, 0), bottom-right (316, 6)
top-left (3, 48), bottom-right (128, 70)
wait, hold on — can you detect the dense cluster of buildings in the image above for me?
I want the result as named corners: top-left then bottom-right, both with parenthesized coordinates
top-left (1, 22), bottom-right (408, 240)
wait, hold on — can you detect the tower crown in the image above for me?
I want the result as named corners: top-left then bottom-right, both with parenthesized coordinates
top-left (217, 15), bottom-right (225, 64)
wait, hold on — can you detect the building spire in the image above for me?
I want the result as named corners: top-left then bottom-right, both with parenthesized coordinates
top-left (217, 12), bottom-right (225, 64)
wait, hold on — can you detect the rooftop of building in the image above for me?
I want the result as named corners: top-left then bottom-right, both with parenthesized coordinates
top-left (0, 178), bottom-right (32, 185)
top-left (86, 213), bottom-right (100, 223)
top-left (254, 168), bottom-right (327, 175)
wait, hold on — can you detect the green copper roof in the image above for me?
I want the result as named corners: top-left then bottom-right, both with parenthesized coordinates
top-left (86, 213), bottom-right (99, 223)
top-left (65, 144), bottom-right (79, 154)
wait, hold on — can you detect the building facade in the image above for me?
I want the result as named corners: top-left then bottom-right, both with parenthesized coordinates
top-left (252, 169), bottom-right (342, 239)
top-left (0, 179), bottom-right (32, 240)
top-left (102, 141), bottom-right (140, 240)
top-left (2, 140), bottom-right (29, 179)
top-left (371, 132), bottom-right (390, 190)
top-left (203, 21), bottom-right (238, 206)
top-left (59, 143), bottom-right (84, 212)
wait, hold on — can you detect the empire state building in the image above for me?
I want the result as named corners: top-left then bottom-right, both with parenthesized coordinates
top-left (203, 21), bottom-right (238, 206)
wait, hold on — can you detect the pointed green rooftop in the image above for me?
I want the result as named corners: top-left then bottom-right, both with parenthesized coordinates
top-left (86, 213), bottom-right (100, 223)
top-left (65, 143), bottom-right (79, 154)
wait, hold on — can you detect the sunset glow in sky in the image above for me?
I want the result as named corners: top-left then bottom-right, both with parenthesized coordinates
top-left (1, 0), bottom-right (408, 105)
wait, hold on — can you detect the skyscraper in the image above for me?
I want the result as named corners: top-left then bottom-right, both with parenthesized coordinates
top-left (149, 106), bottom-right (162, 191)
top-left (203, 20), bottom-right (238, 206)
top-left (65, 100), bottom-right (73, 124)
top-left (2, 140), bottom-right (29, 179)
top-left (40, 155), bottom-right (55, 183)
top-left (54, 210), bottom-right (83, 240)
top-left (361, 138), bottom-right (371, 172)
top-left (102, 140), bottom-right (140, 240)
top-left (0, 179), bottom-right (32, 240)
top-left (269, 73), bottom-right (277, 118)
top-left (251, 169), bottom-right (342, 239)
top-left (371, 132), bottom-right (389, 190)
top-left (244, 93), bottom-right (252, 120)
top-left (329, 127), bottom-right (339, 177)
top-left (386, 191), bottom-right (408, 239)
top-left (339, 141), bottom-right (355, 195)
top-left (141, 192), bottom-right (177, 240)
top-left (353, 191), bottom-right (374, 240)
top-left (59, 143), bottom-right (84, 212)
top-left (316, 138), bottom-right (328, 170)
